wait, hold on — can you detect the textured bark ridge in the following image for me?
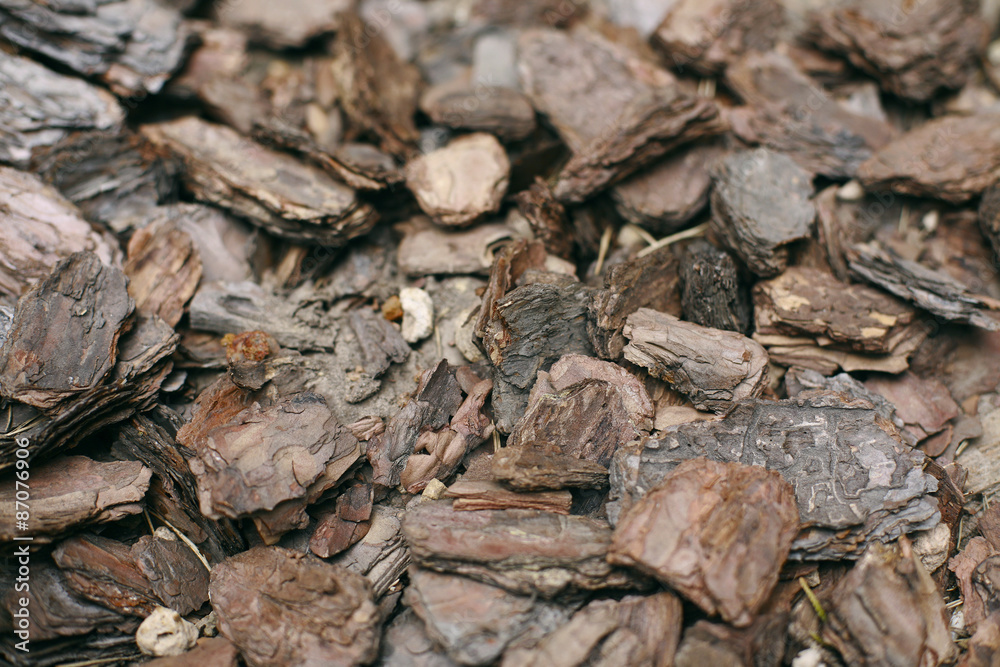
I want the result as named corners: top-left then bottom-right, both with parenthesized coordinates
top-left (402, 500), bottom-right (648, 598)
top-left (209, 546), bottom-right (380, 667)
top-left (623, 308), bottom-right (768, 413)
top-left (610, 394), bottom-right (940, 560)
top-left (142, 117), bottom-right (378, 244)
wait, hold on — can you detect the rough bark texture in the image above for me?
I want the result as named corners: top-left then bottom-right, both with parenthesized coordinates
top-left (209, 546), bottom-right (380, 667)
top-left (610, 394), bottom-right (940, 560)
top-left (809, 0), bottom-right (988, 102)
top-left (402, 500), bottom-right (646, 597)
top-left (680, 240), bottom-right (751, 334)
top-left (142, 117), bottom-right (378, 244)
top-left (610, 458), bottom-right (798, 627)
top-left (124, 218), bottom-right (202, 327)
top-left (623, 308), bottom-right (768, 414)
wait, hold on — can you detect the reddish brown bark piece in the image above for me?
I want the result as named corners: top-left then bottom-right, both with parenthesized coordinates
top-left (124, 219), bottom-right (203, 328)
top-left (142, 117), bottom-right (377, 245)
top-left (653, 0), bottom-right (784, 75)
top-left (725, 50), bottom-right (895, 179)
top-left (52, 535), bottom-right (161, 617)
top-left (710, 148), bottom-right (815, 277)
top-left (144, 637), bottom-right (239, 667)
top-left (950, 536), bottom-right (994, 633)
top-left (623, 308), bottom-right (768, 414)
top-left (309, 483), bottom-right (374, 558)
top-left (184, 389), bottom-right (360, 521)
top-left (588, 246), bottom-right (682, 360)
top-left (809, 0), bottom-right (987, 102)
top-left (132, 534), bottom-right (210, 615)
top-left (331, 11), bottom-right (422, 158)
top-left (858, 114), bottom-right (1000, 204)
top-left (379, 609), bottom-right (461, 667)
top-left (753, 266), bottom-right (919, 354)
top-left (210, 546), bottom-right (380, 667)
top-left (405, 133), bottom-right (510, 227)
top-left (444, 480), bottom-right (572, 514)
top-left (404, 568), bottom-right (575, 666)
top-left (402, 500), bottom-right (645, 598)
top-left (420, 83), bottom-right (536, 143)
top-left (824, 538), bottom-right (957, 666)
top-left (493, 354), bottom-right (652, 491)
top-left (0, 251), bottom-right (133, 412)
top-left (0, 166), bottom-right (119, 300)
top-left (611, 142), bottom-right (725, 235)
top-left (610, 458), bottom-right (798, 627)
top-left (518, 28), bottom-right (723, 202)
top-left (962, 612), bottom-right (1000, 667)
top-left (503, 592), bottom-right (683, 667)
top-left (515, 179), bottom-right (573, 259)
top-left (0, 456), bottom-right (149, 543)
top-left (864, 371), bottom-right (959, 445)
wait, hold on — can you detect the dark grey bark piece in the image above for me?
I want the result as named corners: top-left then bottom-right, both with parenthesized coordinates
top-left (0, 252), bottom-right (133, 412)
top-left (680, 239), bottom-right (751, 334)
top-left (848, 242), bottom-right (1000, 331)
top-left (518, 28), bottom-right (724, 203)
top-left (213, 0), bottom-right (349, 48)
top-left (588, 246), bottom-right (682, 359)
top-left (493, 354), bottom-right (652, 491)
top-left (502, 592), bottom-right (683, 667)
top-left (623, 308), bottom-right (768, 414)
top-left (784, 367), bottom-right (899, 425)
top-left (0, 312), bottom-right (177, 471)
top-left (653, 0), bottom-right (784, 75)
top-left (0, 166), bottom-right (119, 300)
top-left (404, 568), bottom-right (575, 666)
top-left (725, 50), bottom-right (895, 179)
top-left (980, 185), bottom-right (1000, 261)
top-left (124, 218), bottom-right (202, 328)
top-left (131, 534), bottom-right (210, 615)
top-left (610, 458), bottom-right (798, 627)
top-left (611, 142), bottom-right (725, 235)
top-left (379, 609), bottom-right (460, 667)
top-left (858, 114), bottom-right (1000, 204)
top-left (210, 546), bottom-right (380, 667)
top-left (710, 148), bottom-right (815, 277)
top-left (609, 394), bottom-right (941, 560)
top-left (406, 133), bottom-right (510, 227)
top-left (401, 500), bottom-right (646, 598)
top-left (30, 129), bottom-right (171, 228)
top-left (0, 561), bottom-right (132, 640)
top-left (111, 406), bottom-right (245, 564)
top-left (189, 281), bottom-right (337, 351)
top-left (348, 309), bottom-right (411, 378)
top-left (420, 83), bottom-right (537, 142)
top-left (0, 456), bottom-right (149, 543)
top-left (142, 117), bottom-right (377, 245)
top-left (52, 535), bottom-right (161, 617)
top-left (0, 0), bottom-right (191, 96)
top-left (822, 539), bottom-right (957, 665)
top-left (809, 0), bottom-right (988, 102)
top-left (331, 10), bottom-right (422, 158)
top-left (0, 52), bottom-right (124, 169)
top-left (753, 266), bottom-right (920, 353)
top-left (483, 279), bottom-right (595, 432)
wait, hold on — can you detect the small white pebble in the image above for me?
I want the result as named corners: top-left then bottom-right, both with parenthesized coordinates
top-left (136, 607), bottom-right (199, 657)
top-left (989, 40), bottom-right (1000, 66)
top-left (422, 478), bottom-right (448, 499)
top-left (400, 287), bottom-right (434, 344)
top-left (922, 210), bottom-right (939, 233)
top-left (153, 526), bottom-right (177, 541)
top-left (837, 180), bottom-right (864, 201)
top-left (791, 647), bottom-right (826, 667)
